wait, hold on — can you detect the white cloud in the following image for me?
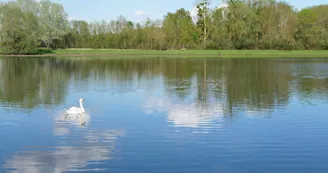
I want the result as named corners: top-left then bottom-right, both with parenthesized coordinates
top-left (68, 17), bottom-right (77, 21)
top-left (189, 3), bottom-right (229, 23)
top-left (189, 6), bottom-right (198, 23)
top-left (190, 6), bottom-right (198, 18)
top-left (134, 10), bottom-right (146, 16)
top-left (218, 3), bottom-right (228, 9)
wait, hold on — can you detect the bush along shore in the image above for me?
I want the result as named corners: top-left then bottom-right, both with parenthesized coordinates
top-left (1, 49), bottom-right (328, 58)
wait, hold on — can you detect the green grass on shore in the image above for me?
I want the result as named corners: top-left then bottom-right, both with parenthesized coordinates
top-left (2, 48), bottom-right (328, 58)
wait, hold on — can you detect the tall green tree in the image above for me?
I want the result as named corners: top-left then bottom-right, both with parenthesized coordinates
top-left (71, 20), bottom-right (91, 48)
top-left (196, 0), bottom-right (211, 47)
top-left (16, 0), bottom-right (39, 15)
top-left (163, 8), bottom-right (197, 49)
top-left (225, 1), bottom-right (258, 49)
top-left (296, 8), bottom-right (321, 49)
top-left (0, 4), bottom-right (39, 54)
top-left (304, 5), bottom-right (328, 49)
top-left (38, 0), bottom-right (69, 49)
top-left (207, 6), bottom-right (232, 49)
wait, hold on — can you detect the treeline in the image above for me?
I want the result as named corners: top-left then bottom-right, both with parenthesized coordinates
top-left (0, 0), bottom-right (328, 54)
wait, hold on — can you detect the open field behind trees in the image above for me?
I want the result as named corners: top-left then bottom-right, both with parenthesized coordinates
top-left (0, 0), bottom-right (328, 55)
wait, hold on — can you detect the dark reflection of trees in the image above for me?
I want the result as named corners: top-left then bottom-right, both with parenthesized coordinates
top-left (291, 61), bottom-right (328, 100)
top-left (157, 58), bottom-right (293, 114)
top-left (224, 59), bottom-right (292, 113)
top-left (161, 59), bottom-right (194, 100)
top-left (0, 58), bottom-right (70, 109)
top-left (1, 57), bottom-right (328, 113)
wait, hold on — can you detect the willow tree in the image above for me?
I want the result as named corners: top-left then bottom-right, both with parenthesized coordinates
top-left (0, 4), bottom-right (39, 54)
top-left (225, 1), bottom-right (259, 49)
top-left (38, 0), bottom-right (69, 49)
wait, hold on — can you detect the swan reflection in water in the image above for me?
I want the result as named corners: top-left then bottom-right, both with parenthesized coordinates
top-left (61, 111), bottom-right (90, 126)
top-left (3, 110), bottom-right (124, 173)
top-left (53, 110), bottom-right (91, 136)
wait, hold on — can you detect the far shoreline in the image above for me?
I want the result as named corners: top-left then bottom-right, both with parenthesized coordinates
top-left (1, 49), bottom-right (328, 58)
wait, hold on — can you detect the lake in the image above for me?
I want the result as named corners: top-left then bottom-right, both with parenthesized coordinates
top-left (1, 57), bottom-right (328, 173)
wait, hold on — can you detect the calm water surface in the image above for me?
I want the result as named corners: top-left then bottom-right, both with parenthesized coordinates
top-left (1, 57), bottom-right (328, 173)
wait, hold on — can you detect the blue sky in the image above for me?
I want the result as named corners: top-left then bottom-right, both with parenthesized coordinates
top-left (1, 0), bottom-right (327, 22)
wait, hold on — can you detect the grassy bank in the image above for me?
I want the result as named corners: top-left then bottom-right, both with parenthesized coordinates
top-left (1, 48), bottom-right (328, 58)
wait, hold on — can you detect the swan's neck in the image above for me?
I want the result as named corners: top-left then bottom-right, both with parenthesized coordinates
top-left (79, 101), bottom-right (85, 112)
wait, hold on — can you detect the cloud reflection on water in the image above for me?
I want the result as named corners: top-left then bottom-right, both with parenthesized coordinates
top-left (3, 111), bottom-right (124, 173)
top-left (143, 96), bottom-right (225, 129)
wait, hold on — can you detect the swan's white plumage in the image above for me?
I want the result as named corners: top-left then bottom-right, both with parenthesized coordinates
top-left (65, 98), bottom-right (85, 114)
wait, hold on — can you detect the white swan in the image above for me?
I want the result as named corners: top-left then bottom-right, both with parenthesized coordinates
top-left (65, 98), bottom-right (85, 114)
